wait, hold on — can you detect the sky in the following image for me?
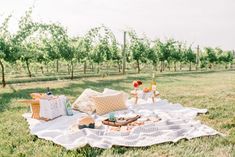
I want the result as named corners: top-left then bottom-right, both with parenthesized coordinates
top-left (0, 0), bottom-right (234, 50)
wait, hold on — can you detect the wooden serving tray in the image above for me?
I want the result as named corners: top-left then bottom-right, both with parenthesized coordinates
top-left (102, 115), bottom-right (141, 127)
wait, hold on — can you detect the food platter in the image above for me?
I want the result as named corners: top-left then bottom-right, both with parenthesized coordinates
top-left (102, 115), bottom-right (141, 127)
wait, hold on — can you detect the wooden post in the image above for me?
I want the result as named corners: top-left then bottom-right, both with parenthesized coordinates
top-left (122, 31), bottom-right (126, 75)
top-left (232, 50), bottom-right (235, 69)
top-left (56, 59), bottom-right (59, 73)
top-left (0, 59), bottom-right (6, 87)
top-left (179, 44), bottom-right (182, 71)
top-left (196, 45), bottom-right (200, 70)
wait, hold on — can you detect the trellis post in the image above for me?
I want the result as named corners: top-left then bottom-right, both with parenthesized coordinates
top-left (122, 31), bottom-right (127, 75)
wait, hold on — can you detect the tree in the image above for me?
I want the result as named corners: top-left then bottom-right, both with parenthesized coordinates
top-left (12, 9), bottom-right (40, 77)
top-left (83, 27), bottom-right (99, 73)
top-left (81, 39), bottom-right (90, 74)
top-left (204, 47), bottom-right (217, 69)
top-left (130, 40), bottom-right (147, 73)
top-left (43, 23), bottom-right (68, 73)
top-left (87, 25), bottom-right (117, 74)
top-left (178, 43), bottom-right (188, 71)
top-left (167, 40), bottom-right (180, 71)
top-left (19, 40), bottom-right (39, 77)
top-left (1, 10), bottom-right (234, 83)
top-left (0, 15), bottom-right (16, 87)
top-left (128, 31), bottom-right (148, 73)
top-left (218, 51), bottom-right (234, 69)
top-left (35, 46), bottom-right (48, 74)
top-left (60, 37), bottom-right (75, 79)
top-left (91, 40), bottom-right (107, 73)
top-left (154, 39), bottom-right (173, 72)
top-left (154, 40), bottom-right (165, 72)
top-left (200, 55), bottom-right (208, 69)
top-left (111, 41), bottom-right (122, 72)
top-left (164, 39), bottom-right (176, 71)
top-left (226, 51), bottom-right (234, 68)
top-left (52, 27), bottom-right (76, 79)
top-left (72, 37), bottom-right (89, 74)
top-left (185, 47), bottom-right (196, 71)
top-left (147, 42), bottom-right (158, 71)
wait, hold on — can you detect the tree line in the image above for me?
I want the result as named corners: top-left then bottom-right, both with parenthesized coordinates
top-left (0, 10), bottom-right (234, 87)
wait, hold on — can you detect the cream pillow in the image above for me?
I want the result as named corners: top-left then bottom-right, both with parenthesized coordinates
top-left (103, 88), bottom-right (129, 101)
top-left (72, 89), bottom-right (101, 114)
top-left (92, 92), bottom-right (127, 115)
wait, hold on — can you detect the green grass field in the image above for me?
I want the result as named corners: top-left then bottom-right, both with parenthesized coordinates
top-left (0, 70), bottom-right (235, 157)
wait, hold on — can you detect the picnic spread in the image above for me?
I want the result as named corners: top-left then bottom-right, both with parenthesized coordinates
top-left (20, 80), bottom-right (222, 149)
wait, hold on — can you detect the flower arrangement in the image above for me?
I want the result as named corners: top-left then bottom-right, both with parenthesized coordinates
top-left (132, 80), bottom-right (142, 94)
top-left (132, 80), bottom-right (142, 89)
top-left (131, 79), bottom-right (159, 104)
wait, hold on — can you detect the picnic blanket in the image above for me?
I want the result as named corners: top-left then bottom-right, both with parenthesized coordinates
top-left (23, 99), bottom-right (221, 149)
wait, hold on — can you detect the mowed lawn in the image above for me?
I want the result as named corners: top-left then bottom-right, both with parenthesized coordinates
top-left (0, 70), bottom-right (234, 157)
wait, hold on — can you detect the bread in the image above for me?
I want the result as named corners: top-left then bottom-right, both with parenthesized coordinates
top-left (78, 116), bottom-right (95, 129)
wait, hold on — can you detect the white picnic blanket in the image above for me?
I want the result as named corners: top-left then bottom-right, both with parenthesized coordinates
top-left (23, 99), bottom-right (221, 149)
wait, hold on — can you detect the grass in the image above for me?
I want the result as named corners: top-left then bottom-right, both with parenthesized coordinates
top-left (0, 70), bottom-right (235, 157)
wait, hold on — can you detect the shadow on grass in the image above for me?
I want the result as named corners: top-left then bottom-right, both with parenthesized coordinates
top-left (0, 87), bottom-right (46, 112)
top-left (0, 77), bottom-right (132, 112)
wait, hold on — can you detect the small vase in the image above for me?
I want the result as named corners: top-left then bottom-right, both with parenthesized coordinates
top-left (134, 87), bottom-right (138, 94)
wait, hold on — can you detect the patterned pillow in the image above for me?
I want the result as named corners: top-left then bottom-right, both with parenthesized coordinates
top-left (103, 88), bottom-right (129, 101)
top-left (92, 92), bottom-right (127, 115)
top-left (72, 89), bottom-right (101, 114)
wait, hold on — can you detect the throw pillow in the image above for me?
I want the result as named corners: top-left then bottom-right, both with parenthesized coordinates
top-left (72, 89), bottom-right (101, 114)
top-left (92, 92), bottom-right (127, 115)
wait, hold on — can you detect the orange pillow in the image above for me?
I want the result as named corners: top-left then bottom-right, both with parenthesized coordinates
top-left (92, 92), bottom-right (127, 115)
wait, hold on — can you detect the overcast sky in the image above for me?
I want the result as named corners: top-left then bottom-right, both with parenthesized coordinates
top-left (0, 0), bottom-right (234, 50)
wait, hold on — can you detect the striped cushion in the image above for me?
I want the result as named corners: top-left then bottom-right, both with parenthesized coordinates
top-left (92, 92), bottom-right (127, 115)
